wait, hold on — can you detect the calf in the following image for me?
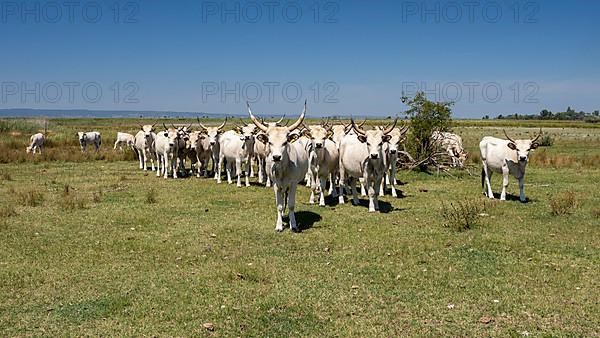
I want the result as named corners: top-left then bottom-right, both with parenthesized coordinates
top-left (26, 133), bottom-right (45, 154)
top-left (78, 131), bottom-right (101, 152)
top-left (114, 132), bottom-right (135, 151)
top-left (248, 101), bottom-right (309, 232)
top-left (480, 129), bottom-right (542, 202)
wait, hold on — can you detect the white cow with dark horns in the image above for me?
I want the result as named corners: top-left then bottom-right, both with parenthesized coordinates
top-left (248, 101), bottom-right (309, 232)
top-left (479, 129), bottom-right (542, 202)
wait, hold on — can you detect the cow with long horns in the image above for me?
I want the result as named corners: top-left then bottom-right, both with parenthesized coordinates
top-left (134, 123), bottom-right (157, 171)
top-left (479, 129), bottom-right (542, 202)
top-left (338, 118), bottom-right (398, 212)
top-left (248, 101), bottom-right (309, 232)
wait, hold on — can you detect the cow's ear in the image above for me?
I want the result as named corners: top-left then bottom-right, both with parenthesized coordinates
top-left (288, 133), bottom-right (299, 143)
top-left (530, 143), bottom-right (539, 150)
top-left (382, 135), bottom-right (392, 142)
top-left (301, 129), bottom-right (312, 138)
top-left (507, 142), bottom-right (517, 150)
top-left (326, 129), bottom-right (334, 140)
top-left (234, 126), bottom-right (242, 134)
top-left (256, 134), bottom-right (269, 144)
top-left (357, 135), bottom-right (367, 143)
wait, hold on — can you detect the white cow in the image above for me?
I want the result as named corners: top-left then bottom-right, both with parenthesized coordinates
top-left (248, 101), bottom-right (309, 232)
top-left (378, 125), bottom-right (409, 197)
top-left (26, 133), bottom-right (45, 154)
top-left (480, 129), bottom-right (542, 202)
top-left (253, 118), bottom-right (286, 187)
top-left (134, 124), bottom-right (157, 171)
top-left (198, 118), bottom-right (227, 179)
top-left (218, 124), bottom-right (256, 187)
top-left (432, 131), bottom-right (468, 168)
top-left (114, 132), bottom-right (135, 151)
top-left (78, 131), bottom-right (101, 152)
top-left (338, 119), bottom-right (397, 212)
top-left (154, 127), bottom-right (177, 179)
top-left (303, 124), bottom-right (339, 206)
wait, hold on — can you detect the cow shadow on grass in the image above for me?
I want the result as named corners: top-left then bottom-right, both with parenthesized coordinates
top-left (353, 199), bottom-right (394, 213)
top-left (488, 193), bottom-right (532, 203)
top-left (283, 211), bottom-right (322, 232)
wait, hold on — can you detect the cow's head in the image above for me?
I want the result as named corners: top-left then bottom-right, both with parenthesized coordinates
top-left (140, 123), bottom-right (156, 142)
top-left (303, 124), bottom-right (333, 150)
top-left (26, 146), bottom-right (32, 153)
top-left (199, 118), bottom-right (227, 146)
top-left (353, 118), bottom-right (397, 160)
top-left (77, 132), bottom-right (86, 144)
top-left (376, 124), bottom-right (408, 155)
top-left (248, 101), bottom-right (306, 163)
top-left (235, 122), bottom-right (258, 141)
top-left (504, 129), bottom-right (542, 163)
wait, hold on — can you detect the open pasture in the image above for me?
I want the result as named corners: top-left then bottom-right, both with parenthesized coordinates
top-left (1, 118), bottom-right (599, 336)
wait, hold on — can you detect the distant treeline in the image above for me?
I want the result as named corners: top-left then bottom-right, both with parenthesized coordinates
top-left (490, 107), bottom-right (600, 122)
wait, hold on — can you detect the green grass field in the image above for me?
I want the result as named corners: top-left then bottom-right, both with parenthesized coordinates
top-left (1, 118), bottom-right (599, 337)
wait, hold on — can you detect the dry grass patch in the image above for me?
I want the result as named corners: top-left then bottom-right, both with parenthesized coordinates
top-left (16, 189), bottom-right (45, 207)
top-left (145, 188), bottom-right (157, 204)
top-left (441, 199), bottom-right (488, 231)
top-left (549, 191), bottom-right (579, 216)
top-left (0, 205), bottom-right (17, 218)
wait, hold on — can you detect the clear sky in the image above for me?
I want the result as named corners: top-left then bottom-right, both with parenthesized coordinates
top-left (1, 0), bottom-right (599, 118)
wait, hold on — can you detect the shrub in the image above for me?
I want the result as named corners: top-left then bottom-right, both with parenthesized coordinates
top-left (17, 189), bottom-right (45, 207)
top-left (59, 192), bottom-right (87, 211)
top-left (145, 189), bottom-right (157, 204)
top-left (441, 199), bottom-right (487, 231)
top-left (0, 205), bottom-right (17, 218)
top-left (538, 134), bottom-right (554, 147)
top-left (549, 191), bottom-right (578, 216)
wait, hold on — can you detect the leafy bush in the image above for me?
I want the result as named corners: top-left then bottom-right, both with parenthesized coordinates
top-left (549, 191), bottom-right (578, 216)
top-left (538, 134), bottom-right (554, 147)
top-left (441, 199), bottom-right (487, 232)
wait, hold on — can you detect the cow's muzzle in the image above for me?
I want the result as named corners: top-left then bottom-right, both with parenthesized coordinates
top-left (315, 143), bottom-right (323, 149)
top-left (272, 155), bottom-right (282, 162)
top-left (390, 149), bottom-right (397, 154)
top-left (519, 156), bottom-right (527, 162)
top-left (370, 154), bottom-right (379, 160)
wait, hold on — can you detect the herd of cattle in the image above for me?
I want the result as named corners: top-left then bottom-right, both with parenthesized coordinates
top-left (24, 104), bottom-right (543, 231)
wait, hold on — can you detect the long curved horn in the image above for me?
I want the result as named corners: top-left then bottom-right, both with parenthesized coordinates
top-left (287, 100), bottom-right (307, 131)
top-left (276, 114), bottom-right (286, 124)
top-left (239, 118), bottom-right (248, 126)
top-left (247, 102), bottom-right (268, 132)
top-left (351, 117), bottom-right (366, 136)
top-left (503, 129), bottom-right (517, 143)
top-left (281, 119), bottom-right (290, 127)
top-left (531, 128), bottom-right (543, 143)
top-left (399, 124), bottom-right (409, 135)
top-left (162, 123), bottom-right (169, 131)
top-left (358, 119), bottom-right (367, 128)
top-left (217, 117), bottom-right (227, 130)
top-left (383, 117), bottom-right (398, 134)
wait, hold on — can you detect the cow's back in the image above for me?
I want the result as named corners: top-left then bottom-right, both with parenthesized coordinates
top-left (340, 135), bottom-right (368, 178)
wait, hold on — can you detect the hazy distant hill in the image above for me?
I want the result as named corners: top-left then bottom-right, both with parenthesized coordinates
top-left (0, 108), bottom-right (234, 119)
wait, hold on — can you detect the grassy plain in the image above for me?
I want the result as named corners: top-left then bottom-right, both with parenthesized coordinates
top-left (0, 118), bottom-right (598, 337)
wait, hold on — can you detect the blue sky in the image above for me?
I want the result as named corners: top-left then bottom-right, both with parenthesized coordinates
top-left (1, 0), bottom-right (599, 117)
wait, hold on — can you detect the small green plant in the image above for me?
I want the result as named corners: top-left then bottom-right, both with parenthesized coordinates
top-left (538, 134), bottom-right (554, 147)
top-left (145, 189), bottom-right (157, 204)
top-left (17, 189), bottom-right (45, 207)
top-left (549, 191), bottom-right (578, 216)
top-left (441, 199), bottom-right (487, 231)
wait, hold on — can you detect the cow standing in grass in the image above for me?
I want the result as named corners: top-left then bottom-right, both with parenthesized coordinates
top-left (480, 129), bottom-right (542, 202)
top-left (114, 132), bottom-right (135, 151)
top-left (198, 119), bottom-right (227, 179)
top-left (218, 123), bottom-right (257, 187)
top-left (303, 124), bottom-right (339, 206)
top-left (154, 126), bottom-right (178, 179)
top-left (338, 118), bottom-right (397, 212)
top-left (134, 124), bottom-right (157, 171)
top-left (78, 131), bottom-right (101, 152)
top-left (26, 133), bottom-right (45, 154)
top-left (432, 131), bottom-right (468, 168)
top-left (378, 125), bottom-right (409, 197)
top-left (248, 101), bottom-right (309, 232)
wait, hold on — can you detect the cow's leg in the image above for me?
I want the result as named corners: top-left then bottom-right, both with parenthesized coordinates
top-left (366, 176), bottom-right (376, 212)
top-left (360, 178), bottom-right (367, 196)
top-left (390, 163), bottom-right (398, 198)
top-left (235, 158), bottom-right (242, 187)
top-left (274, 185), bottom-right (284, 232)
top-left (113, 140), bottom-right (118, 150)
top-left (338, 167), bottom-right (346, 204)
top-left (482, 161), bottom-right (494, 198)
top-left (156, 154), bottom-right (161, 177)
top-left (163, 155), bottom-right (168, 179)
top-left (373, 176), bottom-right (382, 211)
top-left (305, 172), bottom-right (311, 187)
top-left (288, 184), bottom-right (299, 232)
top-left (257, 158), bottom-right (264, 184)
top-left (217, 154), bottom-right (224, 184)
top-left (519, 176), bottom-right (526, 203)
top-left (319, 177), bottom-right (326, 206)
top-left (150, 151), bottom-right (155, 171)
top-left (379, 175), bottom-right (386, 197)
top-left (142, 149), bottom-right (148, 170)
top-left (500, 165), bottom-right (509, 201)
top-left (171, 155), bottom-right (178, 179)
top-left (350, 178), bottom-right (359, 205)
top-left (244, 158), bottom-right (251, 187)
